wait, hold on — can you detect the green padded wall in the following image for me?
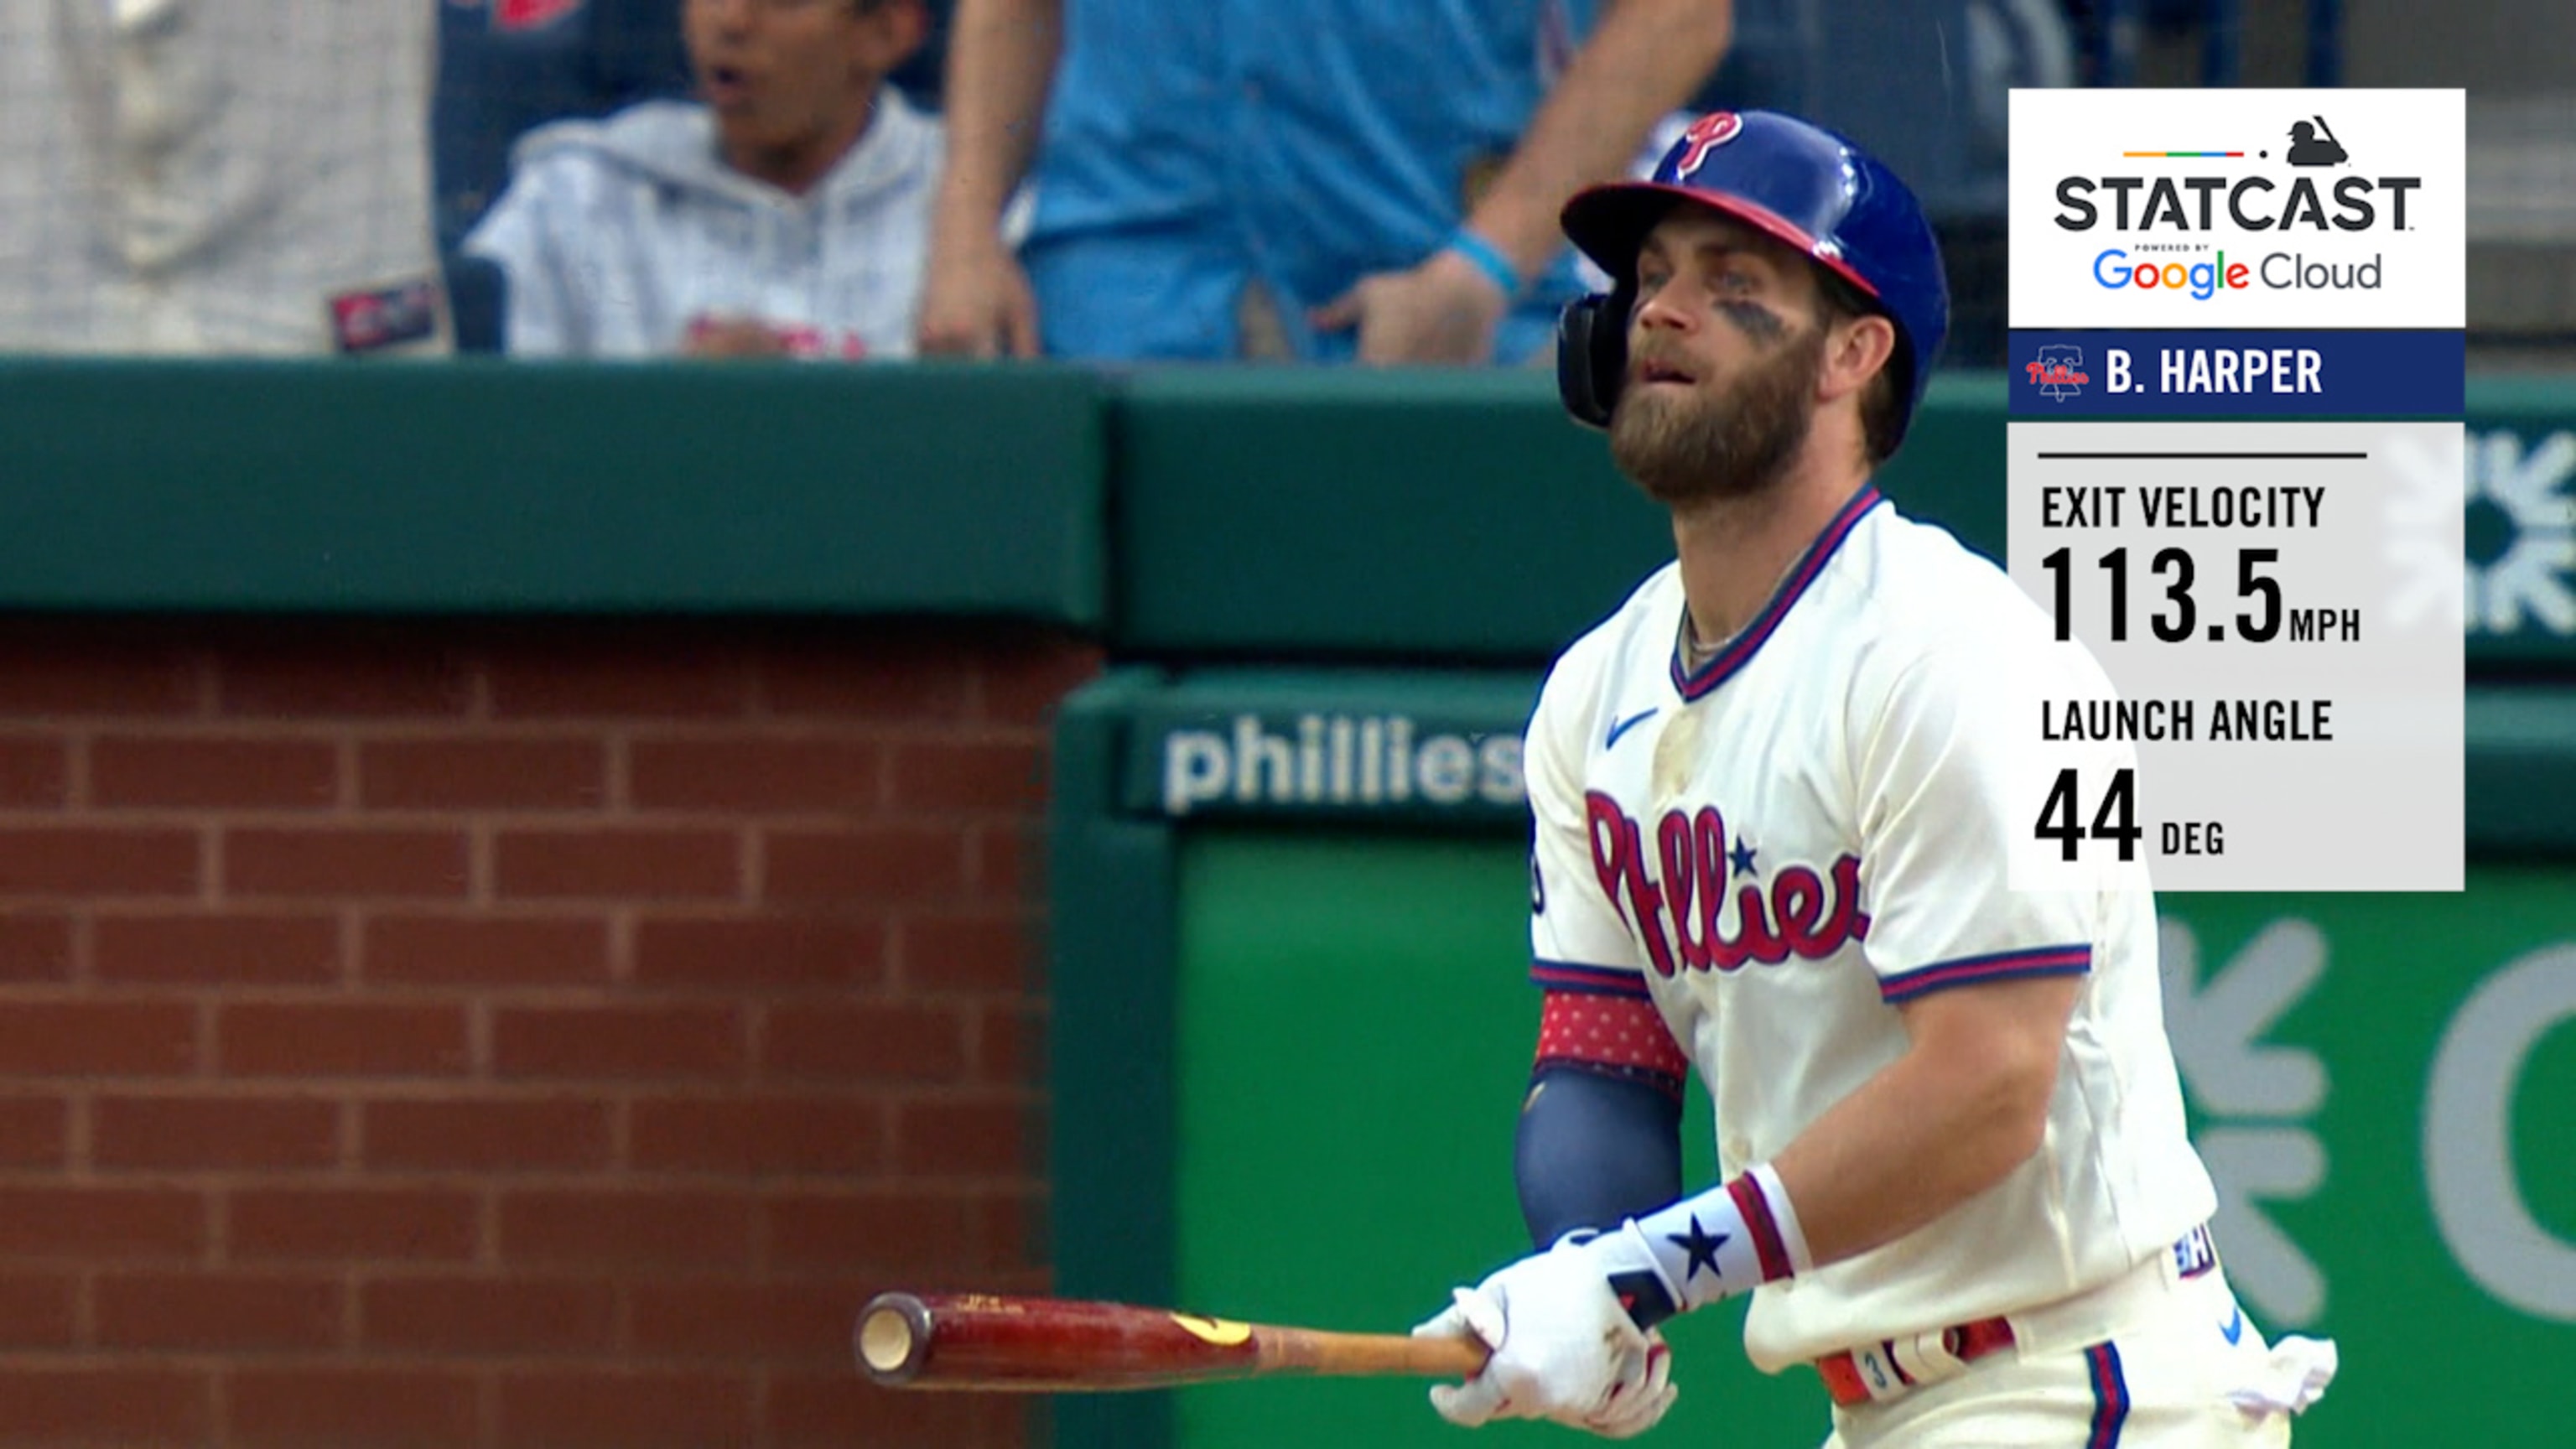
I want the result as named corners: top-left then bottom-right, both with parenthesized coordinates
top-left (0, 360), bottom-right (1106, 621)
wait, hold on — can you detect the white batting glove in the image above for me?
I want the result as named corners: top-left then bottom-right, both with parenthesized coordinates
top-left (1413, 1239), bottom-right (1679, 1438)
top-left (1581, 1328), bottom-right (1675, 1440)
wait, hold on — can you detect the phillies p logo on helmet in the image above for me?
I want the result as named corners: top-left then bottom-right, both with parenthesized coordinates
top-left (1671, 112), bottom-right (1744, 181)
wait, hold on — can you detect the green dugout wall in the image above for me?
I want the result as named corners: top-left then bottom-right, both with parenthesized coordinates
top-left (8, 365), bottom-right (2557, 662)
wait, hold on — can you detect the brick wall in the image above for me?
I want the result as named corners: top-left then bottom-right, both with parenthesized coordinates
top-left (0, 619), bottom-right (1098, 1449)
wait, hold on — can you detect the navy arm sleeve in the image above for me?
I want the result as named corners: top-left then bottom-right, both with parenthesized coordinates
top-left (1514, 1062), bottom-right (1685, 1251)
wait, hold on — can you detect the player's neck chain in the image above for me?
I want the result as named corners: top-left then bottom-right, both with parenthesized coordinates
top-left (1671, 487), bottom-right (1887, 699)
top-left (1674, 526), bottom-right (1821, 677)
top-left (1679, 621), bottom-right (1717, 673)
top-left (1677, 601), bottom-right (1762, 673)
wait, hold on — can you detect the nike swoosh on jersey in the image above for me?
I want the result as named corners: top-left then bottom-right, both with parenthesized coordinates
top-left (1606, 707), bottom-right (1659, 749)
top-left (2220, 1306), bottom-right (2245, 1344)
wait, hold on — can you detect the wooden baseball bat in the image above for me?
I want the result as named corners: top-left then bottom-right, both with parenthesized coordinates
top-left (855, 1291), bottom-right (1489, 1392)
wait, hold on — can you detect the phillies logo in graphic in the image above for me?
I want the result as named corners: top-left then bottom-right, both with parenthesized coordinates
top-left (1585, 792), bottom-right (1869, 978)
top-left (1672, 112), bottom-right (1744, 180)
top-left (2025, 344), bottom-right (2090, 400)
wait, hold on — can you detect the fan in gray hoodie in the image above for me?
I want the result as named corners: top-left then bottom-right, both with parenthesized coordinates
top-left (466, 0), bottom-right (938, 360)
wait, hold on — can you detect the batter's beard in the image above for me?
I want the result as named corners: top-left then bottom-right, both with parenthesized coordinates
top-left (1607, 330), bottom-right (1823, 509)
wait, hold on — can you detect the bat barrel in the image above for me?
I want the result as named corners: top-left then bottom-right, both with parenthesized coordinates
top-left (854, 1290), bottom-right (1486, 1392)
top-left (855, 1291), bottom-right (1277, 1391)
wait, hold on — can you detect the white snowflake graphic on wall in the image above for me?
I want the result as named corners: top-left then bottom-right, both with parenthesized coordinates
top-left (2159, 917), bottom-right (2332, 1327)
top-left (2385, 427), bottom-right (2574, 637)
top-left (2472, 429), bottom-right (2576, 635)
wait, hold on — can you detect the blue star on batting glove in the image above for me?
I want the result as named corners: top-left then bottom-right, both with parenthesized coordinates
top-left (1665, 1216), bottom-right (1730, 1282)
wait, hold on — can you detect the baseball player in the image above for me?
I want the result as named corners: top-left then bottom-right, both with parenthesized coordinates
top-left (1416, 111), bottom-right (2340, 1446)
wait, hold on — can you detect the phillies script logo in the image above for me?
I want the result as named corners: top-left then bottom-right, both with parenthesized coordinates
top-left (2026, 359), bottom-right (2090, 394)
top-left (1586, 792), bottom-right (1869, 977)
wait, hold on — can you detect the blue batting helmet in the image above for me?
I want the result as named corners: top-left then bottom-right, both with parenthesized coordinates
top-left (1555, 110), bottom-right (1950, 454)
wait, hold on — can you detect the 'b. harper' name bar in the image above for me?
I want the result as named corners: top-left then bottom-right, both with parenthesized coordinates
top-left (2007, 329), bottom-right (2463, 417)
top-left (2039, 696), bottom-right (2336, 741)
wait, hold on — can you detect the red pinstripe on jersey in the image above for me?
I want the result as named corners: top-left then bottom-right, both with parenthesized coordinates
top-left (1877, 944), bottom-right (2093, 1004)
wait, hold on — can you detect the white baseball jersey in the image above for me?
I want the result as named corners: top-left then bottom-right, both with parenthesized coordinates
top-left (0, 0), bottom-right (444, 355)
top-left (1525, 485), bottom-right (2217, 1374)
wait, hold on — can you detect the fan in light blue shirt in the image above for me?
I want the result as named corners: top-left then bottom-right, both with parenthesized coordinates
top-left (917, 0), bottom-right (1734, 365)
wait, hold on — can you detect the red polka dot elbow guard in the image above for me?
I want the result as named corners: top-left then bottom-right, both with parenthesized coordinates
top-left (1533, 989), bottom-right (1690, 1095)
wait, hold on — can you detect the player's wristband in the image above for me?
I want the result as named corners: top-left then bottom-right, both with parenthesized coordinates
top-left (1445, 227), bottom-right (1524, 299)
top-left (1580, 1164), bottom-right (1812, 1327)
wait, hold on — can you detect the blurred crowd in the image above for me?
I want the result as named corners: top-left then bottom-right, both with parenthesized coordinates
top-left (0, 0), bottom-right (2090, 366)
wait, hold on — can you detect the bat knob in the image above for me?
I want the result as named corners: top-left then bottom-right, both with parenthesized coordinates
top-left (855, 1292), bottom-right (934, 1385)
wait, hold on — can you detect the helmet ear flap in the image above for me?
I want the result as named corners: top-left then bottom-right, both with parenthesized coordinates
top-left (1555, 289), bottom-right (1630, 431)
